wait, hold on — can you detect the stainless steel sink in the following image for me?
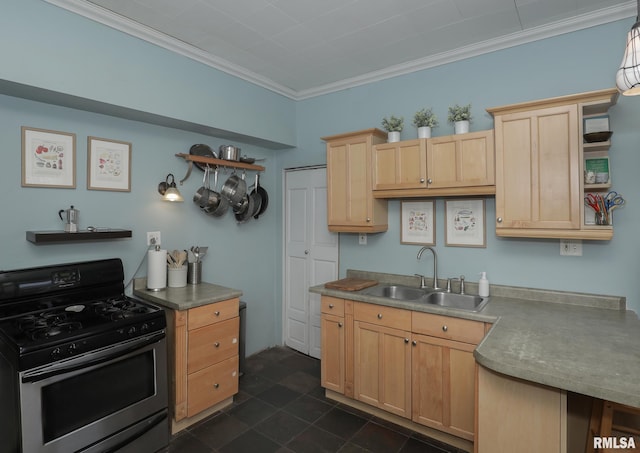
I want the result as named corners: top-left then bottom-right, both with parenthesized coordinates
top-left (361, 284), bottom-right (489, 311)
top-left (425, 292), bottom-right (489, 312)
top-left (362, 285), bottom-right (426, 300)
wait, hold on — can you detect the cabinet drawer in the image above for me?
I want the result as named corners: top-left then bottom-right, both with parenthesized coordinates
top-left (354, 302), bottom-right (411, 330)
top-left (188, 298), bottom-right (239, 330)
top-left (321, 296), bottom-right (345, 316)
top-left (187, 317), bottom-right (239, 374)
top-left (412, 312), bottom-right (485, 344)
top-left (187, 355), bottom-right (239, 418)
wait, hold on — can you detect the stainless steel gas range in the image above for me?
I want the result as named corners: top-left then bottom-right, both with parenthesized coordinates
top-left (0, 258), bottom-right (169, 453)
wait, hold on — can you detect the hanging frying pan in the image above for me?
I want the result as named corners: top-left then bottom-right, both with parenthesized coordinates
top-left (253, 173), bottom-right (269, 219)
top-left (189, 144), bottom-right (216, 171)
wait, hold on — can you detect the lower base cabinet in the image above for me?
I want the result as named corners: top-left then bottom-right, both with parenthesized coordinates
top-left (321, 296), bottom-right (485, 445)
top-left (167, 297), bottom-right (240, 431)
top-left (476, 365), bottom-right (567, 453)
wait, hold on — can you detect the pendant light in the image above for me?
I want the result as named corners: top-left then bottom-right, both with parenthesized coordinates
top-left (616, 0), bottom-right (640, 95)
top-left (157, 174), bottom-right (184, 202)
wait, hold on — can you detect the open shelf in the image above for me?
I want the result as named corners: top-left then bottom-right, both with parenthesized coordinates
top-left (176, 153), bottom-right (265, 172)
top-left (26, 229), bottom-right (133, 244)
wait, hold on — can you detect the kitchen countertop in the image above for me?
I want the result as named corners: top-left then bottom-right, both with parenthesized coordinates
top-left (133, 278), bottom-right (242, 311)
top-left (310, 270), bottom-right (640, 409)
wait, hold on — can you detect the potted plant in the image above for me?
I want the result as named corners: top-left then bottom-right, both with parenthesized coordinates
top-left (381, 115), bottom-right (404, 142)
top-left (447, 103), bottom-right (472, 134)
top-left (412, 108), bottom-right (438, 138)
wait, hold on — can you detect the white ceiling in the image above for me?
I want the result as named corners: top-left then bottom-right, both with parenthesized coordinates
top-left (46, 0), bottom-right (635, 99)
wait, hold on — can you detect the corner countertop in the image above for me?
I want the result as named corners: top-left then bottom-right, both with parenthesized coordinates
top-left (310, 270), bottom-right (640, 409)
top-left (133, 278), bottom-right (242, 311)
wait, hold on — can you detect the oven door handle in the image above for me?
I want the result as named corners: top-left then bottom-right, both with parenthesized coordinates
top-left (22, 331), bottom-right (165, 383)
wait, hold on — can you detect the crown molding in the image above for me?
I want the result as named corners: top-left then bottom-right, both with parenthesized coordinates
top-left (44, 0), bottom-right (637, 101)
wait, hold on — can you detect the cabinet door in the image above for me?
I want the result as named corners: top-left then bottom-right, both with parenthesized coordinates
top-left (354, 320), bottom-right (411, 418)
top-left (373, 140), bottom-right (427, 190)
top-left (427, 130), bottom-right (494, 189)
top-left (494, 104), bottom-right (580, 230)
top-left (321, 313), bottom-right (345, 394)
top-left (411, 334), bottom-right (476, 441)
top-left (325, 130), bottom-right (388, 232)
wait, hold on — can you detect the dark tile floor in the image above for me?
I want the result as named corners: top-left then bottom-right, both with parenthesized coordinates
top-left (165, 346), bottom-right (466, 453)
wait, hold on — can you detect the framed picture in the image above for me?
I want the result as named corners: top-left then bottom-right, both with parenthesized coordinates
top-left (401, 201), bottom-right (435, 245)
top-left (21, 126), bottom-right (76, 188)
top-left (445, 199), bottom-right (486, 247)
top-left (87, 137), bottom-right (131, 191)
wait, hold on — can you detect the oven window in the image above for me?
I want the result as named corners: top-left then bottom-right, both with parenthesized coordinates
top-left (41, 350), bottom-right (155, 442)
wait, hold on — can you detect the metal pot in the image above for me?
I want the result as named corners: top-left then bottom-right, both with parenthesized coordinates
top-left (219, 145), bottom-right (240, 161)
top-left (253, 173), bottom-right (269, 219)
top-left (221, 171), bottom-right (247, 206)
top-left (248, 174), bottom-right (262, 218)
top-left (193, 166), bottom-right (211, 208)
top-left (203, 170), bottom-right (229, 217)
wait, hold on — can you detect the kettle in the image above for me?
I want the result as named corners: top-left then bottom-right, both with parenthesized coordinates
top-left (58, 205), bottom-right (79, 233)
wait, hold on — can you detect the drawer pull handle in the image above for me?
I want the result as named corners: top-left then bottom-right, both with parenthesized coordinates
top-left (338, 322), bottom-right (343, 328)
top-left (427, 178), bottom-right (433, 184)
top-left (404, 338), bottom-right (409, 344)
top-left (420, 178), bottom-right (425, 183)
top-left (213, 383), bottom-right (219, 389)
top-left (214, 311), bottom-right (220, 317)
top-left (412, 340), bottom-right (417, 346)
top-left (329, 304), bottom-right (334, 309)
top-left (214, 342), bottom-right (220, 348)
top-left (377, 313), bottom-right (383, 319)
top-left (442, 325), bottom-right (448, 332)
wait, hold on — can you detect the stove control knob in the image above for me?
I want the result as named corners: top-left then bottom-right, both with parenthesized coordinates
top-left (51, 347), bottom-right (62, 360)
top-left (140, 323), bottom-right (149, 332)
top-left (68, 343), bottom-right (77, 355)
top-left (128, 326), bottom-right (137, 335)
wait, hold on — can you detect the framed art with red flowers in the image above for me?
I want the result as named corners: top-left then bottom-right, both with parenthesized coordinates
top-left (21, 126), bottom-right (76, 188)
top-left (87, 136), bottom-right (131, 192)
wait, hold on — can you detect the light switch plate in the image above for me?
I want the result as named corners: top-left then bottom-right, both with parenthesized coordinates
top-left (560, 239), bottom-right (582, 256)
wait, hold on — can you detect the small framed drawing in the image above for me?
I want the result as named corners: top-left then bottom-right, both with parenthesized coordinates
top-left (87, 137), bottom-right (132, 191)
top-left (21, 126), bottom-right (76, 188)
top-left (445, 199), bottom-right (486, 247)
top-left (401, 201), bottom-right (435, 245)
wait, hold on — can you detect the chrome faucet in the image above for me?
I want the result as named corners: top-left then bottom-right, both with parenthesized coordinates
top-left (416, 246), bottom-right (441, 290)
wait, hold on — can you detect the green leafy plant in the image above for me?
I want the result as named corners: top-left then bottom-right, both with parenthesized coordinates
top-left (381, 115), bottom-right (404, 132)
top-left (412, 108), bottom-right (438, 128)
top-left (447, 104), bottom-right (472, 123)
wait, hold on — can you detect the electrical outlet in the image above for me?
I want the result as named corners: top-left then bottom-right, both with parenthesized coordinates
top-left (146, 231), bottom-right (161, 246)
top-left (359, 233), bottom-right (367, 245)
top-left (560, 239), bottom-right (582, 256)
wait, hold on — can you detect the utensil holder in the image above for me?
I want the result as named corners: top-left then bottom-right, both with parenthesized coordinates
top-left (168, 267), bottom-right (188, 287)
top-left (187, 262), bottom-right (202, 285)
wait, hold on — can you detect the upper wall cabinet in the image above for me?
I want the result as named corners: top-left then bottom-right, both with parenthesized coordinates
top-left (323, 129), bottom-right (388, 233)
top-left (487, 88), bottom-right (618, 240)
top-left (372, 130), bottom-right (495, 199)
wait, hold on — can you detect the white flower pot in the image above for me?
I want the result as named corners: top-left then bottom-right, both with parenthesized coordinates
top-left (417, 126), bottom-right (432, 139)
top-left (387, 131), bottom-right (400, 143)
top-left (454, 120), bottom-right (470, 135)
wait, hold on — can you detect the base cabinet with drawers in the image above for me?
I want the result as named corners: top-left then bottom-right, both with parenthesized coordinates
top-left (321, 296), bottom-right (486, 445)
top-left (167, 297), bottom-right (240, 432)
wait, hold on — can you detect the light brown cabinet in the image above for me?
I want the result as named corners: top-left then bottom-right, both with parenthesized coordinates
top-left (321, 295), bottom-right (486, 445)
top-left (487, 88), bottom-right (618, 240)
top-left (411, 312), bottom-right (485, 441)
top-left (372, 130), bottom-right (495, 198)
top-left (476, 366), bottom-right (567, 453)
top-left (353, 302), bottom-right (412, 418)
top-left (323, 129), bottom-right (388, 233)
top-left (167, 297), bottom-right (239, 432)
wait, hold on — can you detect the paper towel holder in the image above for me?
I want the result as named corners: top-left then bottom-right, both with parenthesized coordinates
top-left (158, 174), bottom-right (184, 202)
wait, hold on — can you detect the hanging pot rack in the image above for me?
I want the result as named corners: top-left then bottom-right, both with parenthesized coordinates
top-left (175, 153), bottom-right (265, 185)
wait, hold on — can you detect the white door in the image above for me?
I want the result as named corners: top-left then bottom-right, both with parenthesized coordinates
top-left (284, 167), bottom-right (339, 358)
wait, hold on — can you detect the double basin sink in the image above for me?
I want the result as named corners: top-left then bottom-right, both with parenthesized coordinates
top-left (360, 284), bottom-right (489, 312)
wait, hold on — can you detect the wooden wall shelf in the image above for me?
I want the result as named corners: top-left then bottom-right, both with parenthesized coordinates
top-left (26, 229), bottom-right (133, 244)
top-left (176, 153), bottom-right (265, 172)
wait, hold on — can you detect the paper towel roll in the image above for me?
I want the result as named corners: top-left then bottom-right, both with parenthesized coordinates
top-left (147, 249), bottom-right (167, 290)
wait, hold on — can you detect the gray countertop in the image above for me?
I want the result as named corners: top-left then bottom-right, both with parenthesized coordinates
top-left (133, 278), bottom-right (242, 311)
top-left (310, 270), bottom-right (640, 409)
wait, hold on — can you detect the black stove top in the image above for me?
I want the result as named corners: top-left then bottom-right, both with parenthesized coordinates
top-left (0, 259), bottom-right (165, 370)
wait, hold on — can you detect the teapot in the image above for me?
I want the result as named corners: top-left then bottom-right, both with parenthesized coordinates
top-left (58, 205), bottom-right (79, 233)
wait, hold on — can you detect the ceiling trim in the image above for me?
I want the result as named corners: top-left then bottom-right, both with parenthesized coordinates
top-left (44, 0), bottom-right (636, 101)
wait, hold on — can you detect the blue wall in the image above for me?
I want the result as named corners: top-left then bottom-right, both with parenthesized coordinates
top-left (0, 0), bottom-right (638, 363)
